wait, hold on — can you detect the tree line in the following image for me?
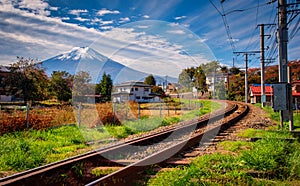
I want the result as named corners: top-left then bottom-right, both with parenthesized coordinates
top-left (178, 60), bottom-right (300, 101)
top-left (2, 57), bottom-right (113, 103)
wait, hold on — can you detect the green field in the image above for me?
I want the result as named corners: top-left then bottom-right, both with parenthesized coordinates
top-left (0, 100), bottom-right (221, 176)
top-left (147, 105), bottom-right (300, 186)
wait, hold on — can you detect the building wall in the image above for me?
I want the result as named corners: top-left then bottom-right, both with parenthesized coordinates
top-left (113, 83), bottom-right (156, 103)
top-left (206, 74), bottom-right (227, 93)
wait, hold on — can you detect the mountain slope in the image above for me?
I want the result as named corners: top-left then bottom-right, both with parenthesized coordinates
top-left (42, 47), bottom-right (177, 84)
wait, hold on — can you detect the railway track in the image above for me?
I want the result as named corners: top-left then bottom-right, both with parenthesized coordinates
top-left (0, 101), bottom-right (248, 186)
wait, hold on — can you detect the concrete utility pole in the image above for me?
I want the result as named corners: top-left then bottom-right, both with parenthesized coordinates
top-left (244, 54), bottom-right (248, 104)
top-left (278, 0), bottom-right (293, 130)
top-left (260, 24), bottom-right (266, 107)
top-left (258, 24), bottom-right (275, 107)
top-left (234, 51), bottom-right (260, 103)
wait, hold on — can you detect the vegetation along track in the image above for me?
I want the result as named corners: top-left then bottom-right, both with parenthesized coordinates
top-left (0, 101), bottom-right (248, 186)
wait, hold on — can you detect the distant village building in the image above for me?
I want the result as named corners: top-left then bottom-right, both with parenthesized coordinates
top-left (250, 82), bottom-right (300, 109)
top-left (0, 66), bottom-right (13, 102)
top-left (292, 80), bottom-right (300, 109)
top-left (165, 83), bottom-right (179, 98)
top-left (112, 81), bottom-right (161, 103)
top-left (206, 73), bottom-right (227, 98)
top-left (249, 84), bottom-right (273, 104)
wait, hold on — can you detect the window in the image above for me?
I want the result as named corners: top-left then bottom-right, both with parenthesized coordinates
top-left (131, 88), bottom-right (134, 91)
top-left (135, 88), bottom-right (138, 91)
top-left (144, 88), bottom-right (149, 92)
top-left (136, 96), bottom-right (140, 99)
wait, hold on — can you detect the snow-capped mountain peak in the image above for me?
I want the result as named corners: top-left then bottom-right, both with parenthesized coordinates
top-left (57, 47), bottom-right (92, 61)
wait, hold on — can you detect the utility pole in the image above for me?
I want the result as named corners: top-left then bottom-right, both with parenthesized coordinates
top-left (260, 24), bottom-right (266, 107)
top-left (234, 51), bottom-right (260, 103)
top-left (278, 0), bottom-right (293, 130)
top-left (258, 24), bottom-right (275, 107)
top-left (245, 54), bottom-right (249, 104)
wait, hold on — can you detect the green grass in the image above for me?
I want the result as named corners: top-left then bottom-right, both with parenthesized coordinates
top-left (217, 140), bottom-right (253, 153)
top-left (0, 125), bottom-right (110, 173)
top-left (147, 106), bottom-right (300, 186)
top-left (0, 100), bottom-right (221, 175)
top-left (254, 103), bottom-right (300, 130)
top-left (237, 128), bottom-right (293, 139)
top-left (103, 100), bottom-right (222, 139)
top-left (148, 138), bottom-right (300, 186)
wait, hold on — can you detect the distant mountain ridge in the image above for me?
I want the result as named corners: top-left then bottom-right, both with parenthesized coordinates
top-left (42, 47), bottom-right (177, 84)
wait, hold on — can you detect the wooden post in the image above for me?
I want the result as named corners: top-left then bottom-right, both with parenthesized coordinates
top-left (113, 102), bottom-right (116, 124)
top-left (26, 102), bottom-right (29, 129)
top-left (160, 103), bottom-right (162, 118)
top-left (138, 103), bottom-right (140, 119)
top-left (78, 103), bottom-right (82, 127)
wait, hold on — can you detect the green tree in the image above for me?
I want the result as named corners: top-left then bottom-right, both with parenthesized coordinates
top-left (201, 61), bottom-right (220, 74)
top-left (193, 66), bottom-right (207, 92)
top-left (228, 73), bottom-right (245, 101)
top-left (178, 70), bottom-right (193, 92)
top-left (96, 73), bottom-right (113, 102)
top-left (73, 71), bottom-right (92, 98)
top-left (144, 74), bottom-right (156, 86)
top-left (6, 57), bottom-right (49, 103)
top-left (151, 85), bottom-right (165, 97)
top-left (49, 71), bottom-right (73, 102)
top-left (229, 67), bottom-right (241, 75)
top-left (178, 66), bottom-right (206, 93)
top-left (216, 80), bottom-right (226, 100)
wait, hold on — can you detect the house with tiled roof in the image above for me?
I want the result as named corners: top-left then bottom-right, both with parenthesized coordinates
top-left (292, 81), bottom-right (300, 109)
top-left (250, 83), bottom-right (300, 109)
top-left (249, 84), bottom-right (273, 104)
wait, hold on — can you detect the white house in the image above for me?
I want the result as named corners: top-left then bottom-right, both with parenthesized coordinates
top-left (112, 81), bottom-right (161, 103)
top-left (206, 73), bottom-right (227, 96)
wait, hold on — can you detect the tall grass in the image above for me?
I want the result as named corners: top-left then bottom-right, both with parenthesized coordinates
top-left (148, 136), bottom-right (300, 185)
top-left (0, 100), bottom-right (221, 175)
top-left (255, 103), bottom-right (300, 130)
top-left (0, 125), bottom-right (109, 174)
top-left (103, 100), bottom-right (222, 139)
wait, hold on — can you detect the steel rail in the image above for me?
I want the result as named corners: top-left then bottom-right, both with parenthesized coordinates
top-left (86, 102), bottom-right (249, 186)
top-left (0, 101), bottom-right (238, 186)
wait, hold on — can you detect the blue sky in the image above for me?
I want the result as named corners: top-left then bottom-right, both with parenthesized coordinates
top-left (0, 0), bottom-right (299, 77)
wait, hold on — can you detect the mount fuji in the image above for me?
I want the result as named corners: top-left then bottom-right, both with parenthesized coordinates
top-left (42, 47), bottom-right (177, 84)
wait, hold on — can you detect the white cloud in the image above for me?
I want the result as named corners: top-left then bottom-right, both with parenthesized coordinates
top-left (101, 26), bottom-right (114, 30)
top-left (0, 1), bottom-right (104, 64)
top-left (136, 25), bottom-right (149, 29)
top-left (68, 9), bottom-right (88, 16)
top-left (169, 22), bottom-right (190, 28)
top-left (100, 20), bottom-right (114, 25)
top-left (0, 30), bottom-right (70, 49)
top-left (18, 0), bottom-right (50, 15)
top-left (97, 8), bottom-right (120, 16)
top-left (166, 29), bottom-right (186, 35)
top-left (227, 38), bottom-right (239, 42)
top-left (49, 6), bottom-right (58, 11)
top-left (119, 17), bottom-right (130, 23)
top-left (143, 15), bottom-right (150, 19)
top-left (61, 17), bottom-right (70, 20)
top-left (174, 16), bottom-right (187, 20)
top-left (89, 27), bottom-right (214, 77)
top-left (74, 17), bottom-right (90, 22)
top-left (197, 38), bottom-right (208, 43)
